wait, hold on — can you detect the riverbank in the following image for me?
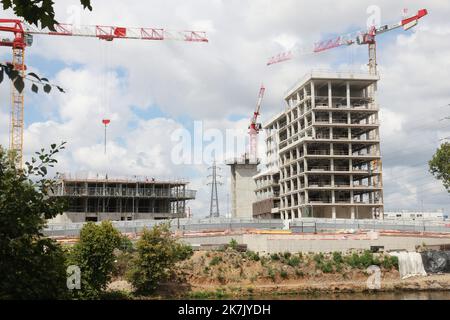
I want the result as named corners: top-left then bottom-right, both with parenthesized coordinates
top-left (108, 248), bottom-right (450, 299)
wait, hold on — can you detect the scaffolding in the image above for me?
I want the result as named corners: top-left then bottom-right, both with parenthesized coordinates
top-left (50, 177), bottom-right (196, 222)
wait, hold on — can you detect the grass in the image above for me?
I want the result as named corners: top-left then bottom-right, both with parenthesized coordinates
top-left (209, 256), bottom-right (222, 266)
top-left (267, 268), bottom-right (276, 282)
top-left (246, 250), bottom-right (260, 262)
top-left (280, 270), bottom-right (288, 279)
top-left (287, 256), bottom-right (301, 267)
top-left (270, 253), bottom-right (280, 261)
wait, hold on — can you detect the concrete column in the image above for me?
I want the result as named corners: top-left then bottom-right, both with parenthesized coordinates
top-left (346, 81), bottom-right (350, 108)
top-left (328, 81), bottom-right (332, 108)
top-left (332, 206), bottom-right (336, 219)
top-left (311, 81), bottom-right (315, 108)
top-left (351, 207), bottom-right (355, 219)
top-left (332, 190), bottom-right (335, 204)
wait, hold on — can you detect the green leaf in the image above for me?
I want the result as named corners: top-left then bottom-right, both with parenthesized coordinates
top-left (31, 83), bottom-right (39, 93)
top-left (43, 84), bottom-right (52, 93)
top-left (27, 72), bottom-right (41, 82)
top-left (80, 0), bottom-right (93, 10)
top-left (13, 77), bottom-right (25, 93)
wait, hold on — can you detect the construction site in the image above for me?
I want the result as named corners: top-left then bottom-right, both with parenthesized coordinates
top-left (2, 2), bottom-right (450, 304)
top-left (1, 6), bottom-right (449, 252)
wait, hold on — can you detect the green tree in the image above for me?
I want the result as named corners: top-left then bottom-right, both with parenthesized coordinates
top-left (1, 0), bottom-right (92, 30)
top-left (127, 223), bottom-right (193, 295)
top-left (68, 221), bottom-right (123, 299)
top-left (429, 142), bottom-right (450, 192)
top-left (0, 143), bottom-right (68, 299)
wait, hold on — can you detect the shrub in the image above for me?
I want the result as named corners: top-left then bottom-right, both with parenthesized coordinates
top-left (68, 221), bottom-right (123, 299)
top-left (229, 239), bottom-right (238, 250)
top-left (280, 270), bottom-right (288, 279)
top-left (127, 223), bottom-right (193, 295)
top-left (283, 252), bottom-right (291, 260)
top-left (210, 256), bottom-right (222, 266)
top-left (246, 250), bottom-right (260, 261)
top-left (118, 236), bottom-right (134, 253)
top-left (332, 252), bottom-right (343, 264)
top-left (320, 262), bottom-right (334, 273)
top-left (345, 253), bottom-right (362, 268)
top-left (287, 256), bottom-right (301, 267)
top-left (0, 143), bottom-right (69, 299)
top-left (359, 250), bottom-right (375, 268)
top-left (382, 255), bottom-right (399, 270)
top-left (267, 268), bottom-right (276, 282)
top-left (270, 253), bottom-right (280, 261)
top-left (112, 251), bottom-right (135, 278)
top-left (100, 290), bottom-right (132, 300)
top-left (313, 253), bottom-right (325, 265)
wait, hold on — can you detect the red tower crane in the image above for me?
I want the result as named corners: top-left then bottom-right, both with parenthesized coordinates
top-left (267, 8), bottom-right (428, 75)
top-left (0, 20), bottom-right (208, 167)
top-left (248, 84), bottom-right (266, 161)
top-left (266, 8), bottom-right (428, 219)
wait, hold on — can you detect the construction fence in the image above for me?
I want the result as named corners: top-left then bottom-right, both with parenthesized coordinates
top-left (43, 217), bottom-right (450, 238)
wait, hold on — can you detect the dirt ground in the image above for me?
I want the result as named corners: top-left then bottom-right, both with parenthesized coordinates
top-left (108, 249), bottom-right (450, 298)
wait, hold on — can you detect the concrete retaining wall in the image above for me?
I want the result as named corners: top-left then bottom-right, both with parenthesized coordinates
top-left (242, 234), bottom-right (450, 253)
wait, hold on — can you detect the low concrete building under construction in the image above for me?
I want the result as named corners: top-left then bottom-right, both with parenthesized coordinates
top-left (254, 71), bottom-right (384, 220)
top-left (49, 175), bottom-right (196, 223)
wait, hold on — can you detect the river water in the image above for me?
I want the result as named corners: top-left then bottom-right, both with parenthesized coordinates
top-left (251, 291), bottom-right (450, 300)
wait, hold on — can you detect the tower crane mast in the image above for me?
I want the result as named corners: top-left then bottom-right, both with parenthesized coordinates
top-left (0, 19), bottom-right (208, 168)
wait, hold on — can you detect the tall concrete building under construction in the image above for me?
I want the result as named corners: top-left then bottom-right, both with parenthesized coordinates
top-left (253, 71), bottom-right (384, 220)
top-left (49, 174), bottom-right (196, 223)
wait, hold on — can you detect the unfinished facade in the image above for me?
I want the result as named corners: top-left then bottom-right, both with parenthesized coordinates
top-left (49, 175), bottom-right (196, 223)
top-left (253, 114), bottom-right (282, 219)
top-left (263, 71), bottom-right (384, 220)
